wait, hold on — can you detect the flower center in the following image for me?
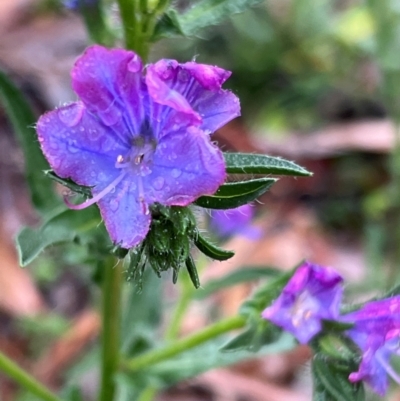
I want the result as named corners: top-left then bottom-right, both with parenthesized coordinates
top-left (115, 120), bottom-right (157, 177)
top-left (64, 120), bottom-right (156, 213)
top-left (291, 290), bottom-right (319, 327)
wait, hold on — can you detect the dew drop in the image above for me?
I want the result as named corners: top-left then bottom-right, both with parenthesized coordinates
top-left (178, 69), bottom-right (190, 83)
top-left (58, 103), bottom-right (84, 127)
top-left (68, 141), bottom-right (79, 153)
top-left (152, 176), bottom-right (165, 190)
top-left (171, 168), bottom-right (181, 178)
top-left (110, 199), bottom-right (119, 211)
top-left (127, 54), bottom-right (142, 73)
top-left (101, 108), bottom-right (121, 127)
top-left (88, 129), bottom-right (101, 141)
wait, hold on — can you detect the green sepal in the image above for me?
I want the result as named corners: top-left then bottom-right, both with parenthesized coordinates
top-left (124, 244), bottom-right (147, 290)
top-left (312, 353), bottom-right (365, 401)
top-left (193, 231), bottom-right (235, 261)
top-left (224, 152), bottom-right (311, 176)
top-left (185, 254), bottom-right (201, 289)
top-left (0, 70), bottom-right (59, 214)
top-left (16, 207), bottom-right (101, 266)
top-left (44, 170), bottom-right (92, 197)
top-left (195, 178), bottom-right (277, 209)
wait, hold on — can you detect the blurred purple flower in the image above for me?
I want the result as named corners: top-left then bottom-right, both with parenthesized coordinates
top-left (261, 261), bottom-right (343, 344)
top-left (37, 45), bottom-right (240, 248)
top-left (62, 0), bottom-right (94, 10)
top-left (342, 297), bottom-right (400, 396)
top-left (210, 204), bottom-right (262, 239)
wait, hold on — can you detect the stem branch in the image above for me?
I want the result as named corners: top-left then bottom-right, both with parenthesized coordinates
top-left (122, 315), bottom-right (246, 372)
top-left (0, 351), bottom-right (63, 401)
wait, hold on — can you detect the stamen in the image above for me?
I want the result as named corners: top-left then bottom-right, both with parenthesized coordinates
top-left (134, 154), bottom-right (144, 165)
top-left (64, 172), bottom-right (126, 210)
top-left (376, 347), bottom-right (400, 385)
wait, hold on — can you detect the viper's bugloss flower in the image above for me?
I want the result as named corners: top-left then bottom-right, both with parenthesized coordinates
top-left (261, 261), bottom-right (343, 344)
top-left (210, 204), bottom-right (262, 239)
top-left (62, 0), bottom-right (96, 10)
top-left (343, 297), bottom-right (400, 396)
top-left (37, 45), bottom-right (240, 248)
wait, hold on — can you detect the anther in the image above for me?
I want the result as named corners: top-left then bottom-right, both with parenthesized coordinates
top-left (134, 154), bottom-right (144, 165)
top-left (117, 155), bottom-right (124, 163)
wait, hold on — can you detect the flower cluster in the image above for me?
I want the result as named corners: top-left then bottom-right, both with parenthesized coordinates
top-left (37, 45), bottom-right (240, 248)
top-left (262, 261), bottom-right (400, 396)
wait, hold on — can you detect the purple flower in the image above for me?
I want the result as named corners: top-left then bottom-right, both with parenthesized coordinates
top-left (210, 204), bottom-right (262, 239)
top-left (261, 261), bottom-right (343, 344)
top-left (342, 297), bottom-right (400, 396)
top-left (37, 45), bottom-right (240, 248)
top-left (62, 0), bottom-right (97, 10)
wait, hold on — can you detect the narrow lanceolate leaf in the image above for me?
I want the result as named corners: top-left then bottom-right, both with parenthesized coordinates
top-left (195, 177), bottom-right (276, 209)
top-left (154, 0), bottom-right (263, 39)
top-left (16, 208), bottom-right (101, 266)
top-left (194, 231), bottom-right (234, 261)
top-left (195, 267), bottom-right (280, 299)
top-left (45, 170), bottom-right (92, 197)
top-left (0, 70), bottom-right (59, 214)
top-left (224, 152), bottom-right (312, 176)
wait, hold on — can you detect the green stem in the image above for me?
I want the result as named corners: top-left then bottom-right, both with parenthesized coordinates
top-left (0, 351), bottom-right (64, 401)
top-left (122, 315), bottom-right (246, 372)
top-left (98, 258), bottom-right (123, 401)
top-left (116, 0), bottom-right (137, 52)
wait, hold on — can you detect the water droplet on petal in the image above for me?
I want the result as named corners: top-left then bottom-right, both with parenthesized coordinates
top-left (88, 129), bottom-right (101, 141)
top-left (127, 54), bottom-right (142, 73)
top-left (171, 168), bottom-right (181, 178)
top-left (101, 108), bottom-right (121, 127)
top-left (68, 140), bottom-right (79, 153)
top-left (110, 199), bottom-right (119, 211)
top-left (178, 69), bottom-right (190, 83)
top-left (152, 176), bottom-right (165, 190)
top-left (58, 103), bottom-right (84, 127)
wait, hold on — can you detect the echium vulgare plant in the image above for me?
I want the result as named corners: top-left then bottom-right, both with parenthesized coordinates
top-left (7, 1), bottom-right (391, 401)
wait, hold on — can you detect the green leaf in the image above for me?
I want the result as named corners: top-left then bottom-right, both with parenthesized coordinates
top-left (141, 332), bottom-right (295, 386)
top-left (195, 177), bottom-right (277, 209)
top-left (44, 170), bottom-right (92, 197)
top-left (16, 207), bottom-right (101, 266)
top-left (220, 319), bottom-right (281, 352)
top-left (154, 0), bottom-right (263, 39)
top-left (193, 231), bottom-right (234, 261)
top-left (224, 152), bottom-right (312, 176)
top-left (239, 269), bottom-right (294, 317)
top-left (312, 353), bottom-right (365, 401)
top-left (195, 266), bottom-right (280, 299)
top-left (0, 70), bottom-right (59, 214)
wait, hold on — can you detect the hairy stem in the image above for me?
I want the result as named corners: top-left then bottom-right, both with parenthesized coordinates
top-left (0, 351), bottom-right (64, 401)
top-left (98, 257), bottom-right (123, 401)
top-left (122, 315), bottom-right (246, 372)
